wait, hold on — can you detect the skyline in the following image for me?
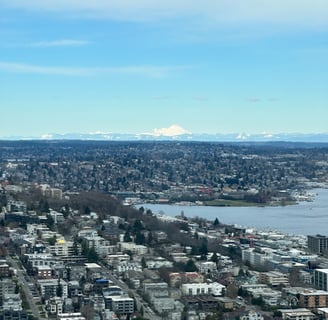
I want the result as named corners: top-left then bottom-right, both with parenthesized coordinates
top-left (1, 1), bottom-right (328, 137)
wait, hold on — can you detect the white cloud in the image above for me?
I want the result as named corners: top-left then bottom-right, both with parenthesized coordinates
top-left (1, 0), bottom-right (328, 28)
top-left (0, 61), bottom-right (87, 76)
top-left (0, 61), bottom-right (191, 78)
top-left (152, 125), bottom-right (191, 137)
top-left (30, 39), bottom-right (90, 47)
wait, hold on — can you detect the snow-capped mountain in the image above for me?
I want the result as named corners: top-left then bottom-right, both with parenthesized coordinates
top-left (2, 132), bottom-right (328, 143)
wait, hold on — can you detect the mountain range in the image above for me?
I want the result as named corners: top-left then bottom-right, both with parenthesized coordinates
top-left (2, 132), bottom-right (328, 143)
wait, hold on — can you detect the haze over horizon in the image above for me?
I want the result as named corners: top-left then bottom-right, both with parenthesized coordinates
top-left (1, 1), bottom-right (327, 137)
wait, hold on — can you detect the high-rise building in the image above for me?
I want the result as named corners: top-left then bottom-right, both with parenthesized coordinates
top-left (314, 269), bottom-right (328, 291)
top-left (308, 235), bottom-right (328, 254)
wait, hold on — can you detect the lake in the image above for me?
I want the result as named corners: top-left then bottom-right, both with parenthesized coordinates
top-left (137, 188), bottom-right (328, 236)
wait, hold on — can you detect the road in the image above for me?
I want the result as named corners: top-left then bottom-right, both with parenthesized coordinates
top-left (106, 273), bottom-right (161, 320)
top-left (6, 255), bottom-right (44, 319)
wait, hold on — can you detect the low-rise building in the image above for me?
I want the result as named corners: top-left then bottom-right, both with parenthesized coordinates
top-left (240, 311), bottom-right (264, 320)
top-left (108, 296), bottom-right (134, 316)
top-left (181, 282), bottom-right (225, 296)
top-left (259, 271), bottom-right (289, 287)
top-left (38, 279), bottom-right (68, 299)
top-left (1, 294), bottom-right (22, 312)
top-left (279, 308), bottom-right (316, 320)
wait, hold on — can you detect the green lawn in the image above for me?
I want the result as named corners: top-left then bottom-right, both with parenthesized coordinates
top-left (204, 199), bottom-right (297, 207)
top-left (204, 199), bottom-right (265, 207)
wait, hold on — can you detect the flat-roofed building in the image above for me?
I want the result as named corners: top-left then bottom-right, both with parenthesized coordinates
top-left (308, 235), bottom-right (328, 254)
top-left (314, 269), bottom-right (328, 291)
top-left (109, 296), bottom-right (134, 316)
top-left (279, 308), bottom-right (315, 320)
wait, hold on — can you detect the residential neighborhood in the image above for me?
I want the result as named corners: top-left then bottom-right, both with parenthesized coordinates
top-left (0, 181), bottom-right (327, 320)
top-left (1, 141), bottom-right (328, 320)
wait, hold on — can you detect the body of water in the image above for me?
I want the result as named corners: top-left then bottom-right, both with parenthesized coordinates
top-left (137, 188), bottom-right (328, 236)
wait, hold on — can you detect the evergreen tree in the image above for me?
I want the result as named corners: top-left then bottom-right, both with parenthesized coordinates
top-left (56, 279), bottom-right (63, 297)
top-left (87, 246), bottom-right (99, 263)
top-left (185, 259), bottom-right (198, 272)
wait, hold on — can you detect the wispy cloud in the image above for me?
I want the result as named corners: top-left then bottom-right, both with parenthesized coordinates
top-left (152, 96), bottom-right (173, 100)
top-left (247, 97), bottom-right (262, 103)
top-left (2, 0), bottom-right (328, 28)
top-left (0, 61), bottom-right (191, 78)
top-left (192, 96), bottom-right (208, 102)
top-left (29, 39), bottom-right (90, 47)
top-left (268, 97), bottom-right (279, 102)
top-left (0, 61), bottom-right (87, 76)
top-left (247, 97), bottom-right (280, 103)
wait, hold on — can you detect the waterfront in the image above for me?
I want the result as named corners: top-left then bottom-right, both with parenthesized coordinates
top-left (138, 188), bottom-right (328, 236)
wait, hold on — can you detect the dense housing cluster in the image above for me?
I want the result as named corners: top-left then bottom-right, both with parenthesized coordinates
top-left (0, 141), bottom-right (328, 320)
top-left (1, 141), bottom-right (328, 204)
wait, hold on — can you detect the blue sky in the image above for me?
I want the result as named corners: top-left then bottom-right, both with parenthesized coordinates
top-left (1, 0), bottom-right (328, 137)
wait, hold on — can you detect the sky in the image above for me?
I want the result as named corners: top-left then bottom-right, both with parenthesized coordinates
top-left (1, 0), bottom-right (328, 138)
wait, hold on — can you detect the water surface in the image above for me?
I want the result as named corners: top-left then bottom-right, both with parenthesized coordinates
top-left (138, 189), bottom-right (328, 236)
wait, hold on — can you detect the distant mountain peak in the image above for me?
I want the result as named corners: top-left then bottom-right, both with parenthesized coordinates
top-left (150, 124), bottom-right (191, 137)
top-left (1, 130), bottom-right (328, 143)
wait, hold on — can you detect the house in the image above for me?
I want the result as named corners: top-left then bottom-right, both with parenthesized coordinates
top-left (217, 297), bottom-right (235, 310)
top-left (240, 311), bottom-right (264, 320)
top-left (143, 282), bottom-right (169, 298)
top-left (169, 272), bottom-right (204, 287)
top-left (46, 297), bottom-right (64, 315)
top-left (197, 261), bottom-right (217, 274)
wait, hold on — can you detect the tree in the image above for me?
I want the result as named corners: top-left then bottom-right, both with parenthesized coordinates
top-left (185, 259), bottom-right (198, 272)
top-left (211, 252), bottom-right (219, 264)
top-left (147, 231), bottom-right (153, 245)
top-left (141, 257), bottom-right (147, 269)
top-left (83, 206), bottom-right (91, 215)
top-left (62, 204), bottom-right (70, 218)
top-left (38, 198), bottom-right (50, 213)
top-left (133, 219), bottom-right (144, 232)
top-left (48, 236), bottom-right (56, 246)
top-left (46, 214), bottom-right (55, 230)
top-left (81, 305), bottom-right (95, 320)
top-left (225, 283), bottom-right (238, 299)
top-left (72, 237), bottom-right (80, 256)
top-left (199, 240), bottom-right (208, 260)
top-left (87, 246), bottom-right (99, 263)
top-left (213, 217), bottom-right (220, 227)
top-left (135, 231), bottom-right (146, 245)
top-left (251, 296), bottom-right (265, 307)
top-left (56, 279), bottom-right (63, 297)
top-left (289, 268), bottom-right (302, 287)
top-left (124, 231), bottom-right (132, 242)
